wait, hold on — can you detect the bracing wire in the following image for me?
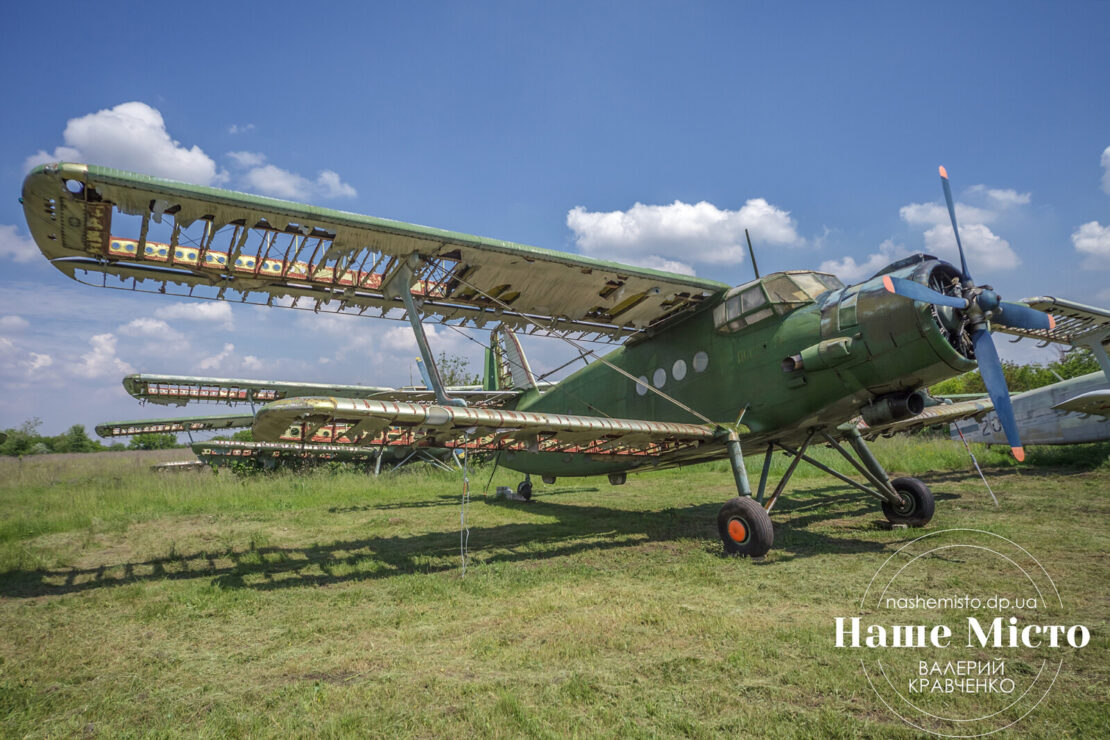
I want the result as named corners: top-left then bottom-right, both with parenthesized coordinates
top-left (954, 424), bottom-right (999, 507)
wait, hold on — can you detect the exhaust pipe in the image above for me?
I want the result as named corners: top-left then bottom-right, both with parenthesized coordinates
top-left (860, 390), bottom-right (926, 427)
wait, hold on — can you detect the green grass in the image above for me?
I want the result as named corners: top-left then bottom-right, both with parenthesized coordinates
top-left (0, 439), bottom-right (1107, 737)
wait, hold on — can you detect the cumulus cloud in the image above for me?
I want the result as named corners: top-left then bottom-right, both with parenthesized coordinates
top-left (0, 336), bottom-right (54, 381)
top-left (1072, 221), bottom-right (1110, 267)
top-left (820, 239), bottom-right (910, 283)
top-left (229, 123), bottom-right (256, 135)
top-left (966, 185), bottom-right (1032, 208)
top-left (566, 198), bottom-right (802, 275)
top-left (24, 102), bottom-right (226, 186)
top-left (899, 190), bottom-right (1022, 271)
top-left (231, 154), bottom-right (357, 201)
top-left (154, 301), bottom-right (234, 329)
top-left (899, 201), bottom-right (997, 226)
top-left (0, 225), bottom-right (38, 263)
top-left (198, 342), bottom-right (235, 371)
top-left (70, 333), bottom-right (134, 378)
top-left (1102, 145), bottom-right (1110, 195)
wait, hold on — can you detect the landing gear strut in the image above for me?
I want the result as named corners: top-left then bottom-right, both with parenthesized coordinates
top-left (716, 427), bottom-right (934, 556)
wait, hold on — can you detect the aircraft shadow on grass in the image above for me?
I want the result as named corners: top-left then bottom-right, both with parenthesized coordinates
top-left (0, 482), bottom-right (964, 599)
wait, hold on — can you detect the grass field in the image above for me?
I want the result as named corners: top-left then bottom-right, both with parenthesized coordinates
top-left (1, 439), bottom-right (1107, 738)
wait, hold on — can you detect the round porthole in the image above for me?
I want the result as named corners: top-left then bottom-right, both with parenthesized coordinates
top-left (635, 376), bottom-right (649, 396)
top-left (672, 359), bottom-right (687, 381)
top-left (653, 368), bottom-right (666, 388)
top-left (693, 351), bottom-right (709, 373)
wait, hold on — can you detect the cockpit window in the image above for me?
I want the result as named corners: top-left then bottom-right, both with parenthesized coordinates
top-left (713, 271), bottom-right (844, 334)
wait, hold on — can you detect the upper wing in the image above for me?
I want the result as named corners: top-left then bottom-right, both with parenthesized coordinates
top-left (252, 397), bottom-right (718, 460)
top-left (95, 413), bottom-right (255, 438)
top-left (854, 398), bottom-right (995, 439)
top-left (993, 296), bottom-right (1110, 348)
top-left (1052, 390), bottom-right (1110, 417)
top-left (23, 163), bottom-right (726, 342)
top-left (123, 373), bottom-right (519, 407)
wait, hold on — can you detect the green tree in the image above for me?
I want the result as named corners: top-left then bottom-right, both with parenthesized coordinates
top-left (51, 425), bottom-right (102, 453)
top-left (436, 352), bottom-right (480, 386)
top-left (129, 432), bottom-right (178, 450)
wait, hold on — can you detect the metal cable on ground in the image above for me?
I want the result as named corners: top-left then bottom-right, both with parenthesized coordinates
top-left (460, 431), bottom-right (471, 575)
top-left (954, 425), bottom-right (999, 507)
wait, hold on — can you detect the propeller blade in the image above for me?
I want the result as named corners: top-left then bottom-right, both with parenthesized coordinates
top-left (882, 275), bottom-right (969, 309)
top-left (992, 301), bottom-right (1056, 332)
top-left (971, 328), bottom-right (1025, 461)
top-left (939, 166), bottom-right (971, 281)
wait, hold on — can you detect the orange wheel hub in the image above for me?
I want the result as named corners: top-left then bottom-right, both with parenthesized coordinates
top-left (727, 518), bottom-right (748, 543)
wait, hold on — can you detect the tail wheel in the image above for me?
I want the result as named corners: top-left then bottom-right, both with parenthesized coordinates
top-left (516, 480), bottom-right (533, 500)
top-left (717, 496), bottom-right (773, 557)
top-left (881, 477), bottom-right (935, 527)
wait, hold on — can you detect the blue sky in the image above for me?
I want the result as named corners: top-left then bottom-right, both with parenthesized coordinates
top-left (1, 1), bottom-right (1108, 435)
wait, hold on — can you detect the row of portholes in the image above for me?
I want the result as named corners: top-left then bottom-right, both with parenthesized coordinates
top-left (634, 351), bottom-right (709, 395)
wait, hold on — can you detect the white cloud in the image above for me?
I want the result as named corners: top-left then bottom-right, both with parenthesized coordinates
top-left (820, 239), bottom-right (910, 283)
top-left (1102, 145), bottom-right (1110, 196)
top-left (1072, 221), bottom-right (1110, 267)
top-left (154, 301), bottom-right (234, 329)
top-left (242, 355), bottom-right (264, 371)
top-left (227, 150), bottom-right (266, 167)
top-left (0, 225), bottom-right (38, 263)
top-left (24, 102), bottom-right (225, 186)
top-left (966, 185), bottom-right (1031, 208)
top-left (0, 316), bottom-right (29, 331)
top-left (899, 190), bottom-right (1023, 272)
top-left (899, 201), bottom-right (996, 226)
top-left (198, 342), bottom-right (235, 371)
top-left (69, 333), bottom-right (134, 378)
top-left (922, 222), bottom-right (1019, 271)
top-left (0, 336), bottom-right (54, 382)
top-left (229, 123), bottom-right (256, 135)
top-left (566, 198), bottom-right (803, 274)
top-left (229, 153), bottom-right (357, 201)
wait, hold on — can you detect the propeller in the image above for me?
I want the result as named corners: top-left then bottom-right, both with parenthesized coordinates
top-left (881, 166), bottom-right (1058, 461)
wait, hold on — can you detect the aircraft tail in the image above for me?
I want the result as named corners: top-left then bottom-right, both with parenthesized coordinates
top-left (484, 326), bottom-right (538, 391)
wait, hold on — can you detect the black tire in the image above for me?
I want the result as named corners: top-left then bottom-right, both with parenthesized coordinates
top-left (717, 496), bottom-right (774, 557)
top-left (881, 477), bottom-right (935, 527)
top-left (517, 480), bottom-right (533, 500)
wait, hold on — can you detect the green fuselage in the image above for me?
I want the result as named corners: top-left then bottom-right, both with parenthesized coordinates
top-left (503, 255), bottom-right (976, 476)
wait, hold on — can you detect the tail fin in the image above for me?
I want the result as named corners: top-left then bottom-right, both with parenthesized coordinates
top-left (485, 326), bottom-right (538, 391)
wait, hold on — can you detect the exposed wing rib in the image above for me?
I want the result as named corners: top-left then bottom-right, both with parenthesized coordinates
top-left (24, 163), bottom-right (725, 342)
top-left (252, 397), bottom-right (718, 457)
top-left (95, 413), bottom-right (255, 438)
top-left (854, 398), bottom-right (995, 439)
top-left (993, 296), bottom-right (1110, 347)
top-left (122, 373), bottom-right (519, 407)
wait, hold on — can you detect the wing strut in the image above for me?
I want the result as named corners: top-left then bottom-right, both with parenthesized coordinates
top-left (383, 253), bottom-right (465, 407)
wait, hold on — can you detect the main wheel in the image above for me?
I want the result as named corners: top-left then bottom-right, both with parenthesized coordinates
top-left (881, 477), bottom-right (935, 527)
top-left (717, 496), bottom-right (774, 557)
top-left (517, 480), bottom-right (533, 500)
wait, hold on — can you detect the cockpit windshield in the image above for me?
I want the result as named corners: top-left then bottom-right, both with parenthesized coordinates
top-left (713, 270), bottom-right (843, 333)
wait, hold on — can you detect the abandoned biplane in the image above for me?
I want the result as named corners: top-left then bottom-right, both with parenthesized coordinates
top-left (22, 162), bottom-right (1055, 556)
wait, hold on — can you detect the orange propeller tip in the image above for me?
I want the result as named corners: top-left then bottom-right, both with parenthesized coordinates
top-left (938, 165), bottom-right (948, 179)
top-left (1048, 315), bottom-right (1056, 330)
top-left (1011, 446), bottom-right (1025, 462)
top-left (882, 275), bottom-right (895, 293)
